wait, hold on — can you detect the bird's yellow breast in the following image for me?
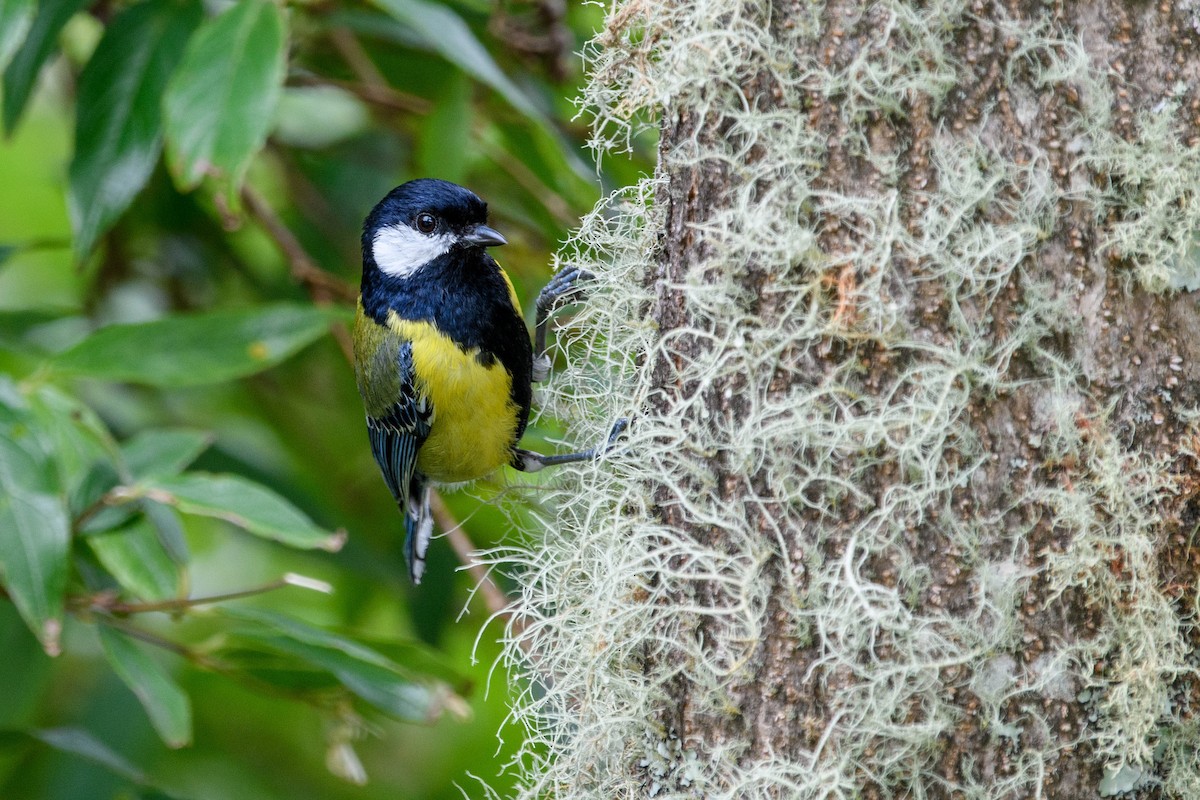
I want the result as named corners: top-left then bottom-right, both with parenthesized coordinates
top-left (387, 313), bottom-right (519, 483)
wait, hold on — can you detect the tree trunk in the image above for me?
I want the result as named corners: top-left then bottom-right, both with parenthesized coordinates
top-left (506, 1), bottom-right (1200, 797)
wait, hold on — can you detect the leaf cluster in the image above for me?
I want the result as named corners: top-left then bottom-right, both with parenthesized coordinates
top-left (0, 308), bottom-right (462, 796)
top-left (0, 0), bottom-right (653, 797)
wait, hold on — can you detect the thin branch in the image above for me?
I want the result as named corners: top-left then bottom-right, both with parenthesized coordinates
top-left (328, 27), bottom-right (388, 90)
top-left (430, 492), bottom-right (523, 631)
top-left (326, 28), bottom-right (432, 115)
top-left (85, 574), bottom-right (331, 616)
top-left (240, 185), bottom-right (357, 305)
top-left (289, 73), bottom-right (432, 115)
top-left (489, 0), bottom-right (573, 82)
top-left (239, 184), bottom-right (357, 362)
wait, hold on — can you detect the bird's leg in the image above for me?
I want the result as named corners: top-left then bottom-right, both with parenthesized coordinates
top-left (513, 418), bottom-right (629, 473)
top-left (532, 267), bottom-right (594, 382)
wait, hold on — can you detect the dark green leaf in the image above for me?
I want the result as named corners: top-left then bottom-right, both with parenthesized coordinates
top-left (13, 727), bottom-right (147, 783)
top-left (0, 436), bottom-right (69, 655)
top-left (69, 0), bottom-right (203, 258)
top-left (250, 630), bottom-right (430, 711)
top-left (226, 609), bottom-right (451, 722)
top-left (0, 605), bottom-right (52, 730)
top-left (0, 727), bottom-right (192, 798)
top-left (0, 309), bottom-right (67, 353)
top-left (97, 625), bottom-right (192, 748)
top-left (143, 499), bottom-right (189, 564)
top-left (121, 428), bottom-right (212, 480)
top-left (52, 304), bottom-right (339, 386)
top-left (363, 638), bottom-right (470, 692)
top-left (88, 517), bottom-right (180, 601)
top-left (76, 489), bottom-right (141, 534)
top-left (0, 0), bottom-right (36, 75)
top-left (371, 0), bottom-right (543, 122)
top-left (148, 472), bottom-right (344, 551)
top-left (417, 71), bottom-right (471, 183)
top-left (2, 0), bottom-right (90, 135)
top-left (163, 0), bottom-right (286, 198)
top-left (214, 645), bottom-right (344, 693)
top-left (26, 384), bottom-right (120, 517)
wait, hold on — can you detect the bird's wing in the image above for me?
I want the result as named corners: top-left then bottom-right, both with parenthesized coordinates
top-left (365, 341), bottom-right (434, 581)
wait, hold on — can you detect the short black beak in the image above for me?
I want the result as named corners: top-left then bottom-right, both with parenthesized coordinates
top-left (462, 224), bottom-right (507, 248)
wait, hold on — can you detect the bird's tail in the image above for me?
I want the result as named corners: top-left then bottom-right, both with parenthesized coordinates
top-left (403, 478), bottom-right (434, 584)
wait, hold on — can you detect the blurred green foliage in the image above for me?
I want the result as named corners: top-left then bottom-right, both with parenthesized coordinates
top-left (0, 0), bottom-right (652, 797)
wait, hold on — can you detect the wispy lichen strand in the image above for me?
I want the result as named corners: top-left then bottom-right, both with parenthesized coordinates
top-left (491, 1), bottom-right (1200, 797)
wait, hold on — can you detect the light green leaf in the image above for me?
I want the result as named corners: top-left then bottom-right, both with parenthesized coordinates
top-left (148, 472), bottom-right (344, 551)
top-left (69, 0), bottom-right (203, 258)
top-left (0, 436), bottom-right (69, 655)
top-left (371, 0), bottom-right (543, 122)
top-left (163, 0), bottom-right (286, 198)
top-left (227, 609), bottom-right (450, 722)
top-left (2, 0), bottom-right (89, 134)
top-left (97, 625), bottom-right (192, 748)
top-left (89, 517), bottom-right (180, 601)
top-left (122, 428), bottom-right (212, 480)
top-left (0, 0), bottom-right (35, 76)
top-left (52, 304), bottom-right (338, 387)
top-left (273, 85), bottom-right (370, 150)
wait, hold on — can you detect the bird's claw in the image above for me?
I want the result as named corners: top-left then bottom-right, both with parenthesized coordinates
top-left (536, 267), bottom-right (595, 313)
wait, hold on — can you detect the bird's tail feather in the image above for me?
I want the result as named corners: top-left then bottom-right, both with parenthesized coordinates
top-left (403, 479), bottom-right (434, 584)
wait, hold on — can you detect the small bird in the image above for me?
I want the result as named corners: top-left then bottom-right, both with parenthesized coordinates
top-left (353, 179), bottom-right (616, 583)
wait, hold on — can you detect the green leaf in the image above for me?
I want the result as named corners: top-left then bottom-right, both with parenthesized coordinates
top-left (0, 0), bottom-right (35, 75)
top-left (148, 472), bottom-right (344, 551)
top-left (417, 71), bottom-right (471, 183)
top-left (68, 0), bottom-right (203, 258)
top-left (226, 609), bottom-right (452, 722)
top-left (26, 384), bottom-right (120, 517)
top-left (0, 727), bottom-right (148, 784)
top-left (0, 727), bottom-right (191, 798)
top-left (2, 0), bottom-right (90, 135)
top-left (122, 428), bottom-right (212, 480)
top-left (0, 309), bottom-right (70, 353)
top-left (215, 645), bottom-right (342, 693)
top-left (143, 499), bottom-right (189, 564)
top-left (97, 625), bottom-right (192, 748)
top-left (272, 85), bottom-right (369, 150)
top-left (52, 304), bottom-right (338, 387)
top-left (89, 517), bottom-right (180, 601)
top-left (371, 0), bottom-right (542, 122)
top-left (163, 0), bottom-right (286, 198)
top-left (0, 436), bottom-right (69, 655)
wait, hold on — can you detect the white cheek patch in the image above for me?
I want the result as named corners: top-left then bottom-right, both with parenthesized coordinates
top-left (372, 225), bottom-right (455, 278)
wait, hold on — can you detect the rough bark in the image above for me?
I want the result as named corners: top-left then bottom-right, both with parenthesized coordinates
top-left (641, 1), bottom-right (1200, 797)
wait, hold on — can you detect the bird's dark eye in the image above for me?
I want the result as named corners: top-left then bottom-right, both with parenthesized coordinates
top-left (415, 213), bottom-right (437, 234)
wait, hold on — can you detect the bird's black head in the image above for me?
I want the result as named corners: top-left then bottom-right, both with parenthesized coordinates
top-left (362, 179), bottom-right (506, 281)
